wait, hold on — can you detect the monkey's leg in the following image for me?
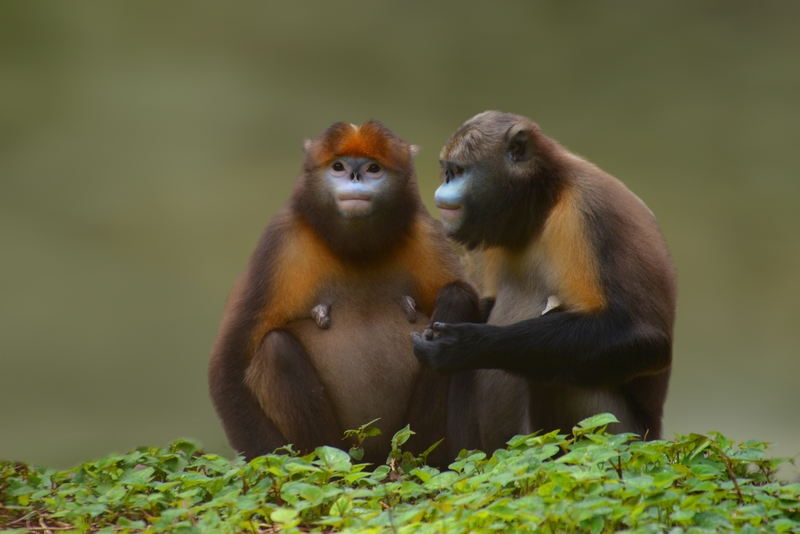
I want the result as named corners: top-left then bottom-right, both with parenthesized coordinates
top-left (209, 340), bottom-right (287, 461)
top-left (409, 282), bottom-right (481, 461)
top-left (404, 369), bottom-right (450, 467)
top-left (244, 329), bottom-right (342, 456)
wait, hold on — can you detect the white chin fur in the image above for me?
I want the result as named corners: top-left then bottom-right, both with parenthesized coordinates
top-left (338, 199), bottom-right (373, 214)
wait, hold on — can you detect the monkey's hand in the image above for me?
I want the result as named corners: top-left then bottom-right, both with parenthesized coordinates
top-left (411, 322), bottom-right (487, 374)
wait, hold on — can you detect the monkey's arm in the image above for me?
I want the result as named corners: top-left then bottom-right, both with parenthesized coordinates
top-left (429, 280), bottom-right (482, 324)
top-left (478, 297), bottom-right (496, 323)
top-left (406, 218), bottom-right (482, 325)
top-left (411, 310), bottom-right (671, 387)
top-left (210, 214), bottom-right (337, 456)
top-left (403, 223), bottom-right (483, 460)
top-left (208, 267), bottom-right (290, 458)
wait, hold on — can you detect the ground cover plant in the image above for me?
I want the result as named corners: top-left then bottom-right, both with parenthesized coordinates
top-left (2, 414), bottom-right (799, 533)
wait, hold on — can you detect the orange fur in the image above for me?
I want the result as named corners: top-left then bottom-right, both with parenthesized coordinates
top-left (464, 247), bottom-right (502, 299)
top-left (250, 215), bottom-right (458, 353)
top-left (399, 219), bottom-right (462, 316)
top-left (540, 189), bottom-right (606, 313)
top-left (310, 121), bottom-right (411, 170)
top-left (250, 218), bottom-right (345, 351)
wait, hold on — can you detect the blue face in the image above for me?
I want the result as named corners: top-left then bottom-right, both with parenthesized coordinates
top-left (326, 156), bottom-right (387, 217)
top-left (434, 162), bottom-right (469, 229)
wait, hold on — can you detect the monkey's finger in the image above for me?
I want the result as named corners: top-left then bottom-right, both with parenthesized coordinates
top-left (412, 331), bottom-right (436, 345)
top-left (431, 322), bottom-right (464, 336)
top-left (411, 336), bottom-right (434, 362)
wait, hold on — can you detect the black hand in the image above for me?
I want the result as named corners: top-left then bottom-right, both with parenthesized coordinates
top-left (411, 322), bottom-right (485, 374)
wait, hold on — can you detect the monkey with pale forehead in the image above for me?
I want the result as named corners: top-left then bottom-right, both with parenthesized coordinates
top-left (209, 121), bottom-right (480, 465)
top-left (413, 111), bottom-right (676, 444)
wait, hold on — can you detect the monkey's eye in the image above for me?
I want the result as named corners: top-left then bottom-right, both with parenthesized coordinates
top-left (454, 166), bottom-right (465, 176)
top-left (330, 161), bottom-right (349, 177)
top-left (363, 163), bottom-right (382, 177)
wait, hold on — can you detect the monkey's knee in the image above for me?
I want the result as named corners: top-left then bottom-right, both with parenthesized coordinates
top-left (245, 330), bottom-right (341, 451)
top-left (246, 330), bottom-right (321, 407)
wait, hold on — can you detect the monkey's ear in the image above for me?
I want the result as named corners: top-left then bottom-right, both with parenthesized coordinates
top-left (410, 145), bottom-right (421, 158)
top-left (506, 124), bottom-right (531, 163)
top-left (302, 139), bottom-right (313, 153)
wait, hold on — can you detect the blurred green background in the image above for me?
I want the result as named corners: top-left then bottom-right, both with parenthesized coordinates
top-left (2, 2), bottom-right (799, 474)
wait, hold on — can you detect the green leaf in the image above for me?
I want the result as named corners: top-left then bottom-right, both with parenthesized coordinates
top-left (329, 497), bottom-right (352, 517)
top-left (773, 518), bottom-right (800, 532)
top-left (170, 439), bottom-right (202, 457)
top-left (652, 470), bottom-right (682, 489)
top-left (349, 446), bottom-right (364, 461)
top-left (85, 503), bottom-right (108, 517)
top-left (691, 463), bottom-right (723, 479)
top-left (575, 413), bottom-right (620, 431)
top-left (391, 425), bottom-right (414, 447)
top-left (694, 511), bottom-right (733, 529)
top-left (315, 446), bottom-right (352, 472)
top-left (487, 502), bottom-right (517, 520)
top-left (419, 438), bottom-right (445, 463)
top-left (588, 515), bottom-right (604, 534)
top-left (236, 495), bottom-right (259, 511)
top-left (298, 483), bottom-right (324, 504)
top-left (670, 509), bottom-right (695, 522)
top-left (120, 466), bottom-right (155, 486)
top-left (369, 465), bottom-right (390, 482)
top-left (424, 471), bottom-right (457, 491)
top-left (4, 427), bottom-right (799, 533)
top-left (270, 507), bottom-right (299, 523)
top-left (410, 468), bottom-right (432, 483)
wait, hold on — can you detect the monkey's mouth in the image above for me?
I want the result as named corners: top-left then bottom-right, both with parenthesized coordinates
top-left (337, 194), bottom-right (373, 214)
top-left (437, 206), bottom-right (462, 223)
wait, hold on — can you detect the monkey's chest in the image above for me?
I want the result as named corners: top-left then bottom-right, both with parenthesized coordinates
top-left (488, 253), bottom-right (558, 325)
top-left (285, 290), bottom-right (429, 447)
top-left (490, 284), bottom-right (553, 325)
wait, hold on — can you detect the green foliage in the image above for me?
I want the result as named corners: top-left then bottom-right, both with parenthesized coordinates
top-left (2, 418), bottom-right (799, 533)
top-left (342, 418), bottom-right (382, 462)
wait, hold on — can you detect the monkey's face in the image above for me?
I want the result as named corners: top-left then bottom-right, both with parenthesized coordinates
top-left (324, 156), bottom-right (391, 218)
top-left (434, 160), bottom-right (471, 229)
top-left (433, 158), bottom-right (505, 248)
top-left (435, 111), bottom-right (546, 250)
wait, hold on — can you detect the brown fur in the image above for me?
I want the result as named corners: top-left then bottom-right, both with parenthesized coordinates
top-left (209, 121), bottom-right (479, 463)
top-left (414, 111), bottom-right (676, 443)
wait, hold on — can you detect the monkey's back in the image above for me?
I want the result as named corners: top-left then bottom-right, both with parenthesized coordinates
top-left (284, 277), bottom-right (429, 461)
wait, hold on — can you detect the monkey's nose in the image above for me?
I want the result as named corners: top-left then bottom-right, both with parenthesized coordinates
top-left (350, 172), bottom-right (361, 181)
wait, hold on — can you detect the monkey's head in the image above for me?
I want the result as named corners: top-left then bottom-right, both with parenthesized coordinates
top-left (294, 120), bottom-right (422, 260)
top-left (435, 111), bottom-right (565, 250)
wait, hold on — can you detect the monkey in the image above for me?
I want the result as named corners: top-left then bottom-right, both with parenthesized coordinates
top-left (412, 111), bottom-right (677, 442)
top-left (208, 120), bottom-right (480, 465)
